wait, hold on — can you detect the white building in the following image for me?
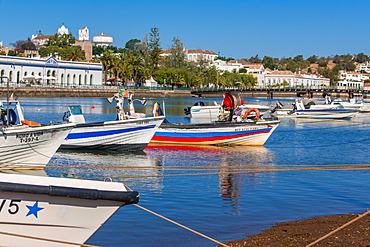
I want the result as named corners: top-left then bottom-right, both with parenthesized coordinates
top-left (212, 60), bottom-right (243, 72)
top-left (0, 55), bottom-right (102, 86)
top-left (261, 71), bottom-right (330, 88)
top-left (161, 49), bottom-right (218, 63)
top-left (356, 62), bottom-right (370, 73)
top-left (337, 71), bottom-right (369, 89)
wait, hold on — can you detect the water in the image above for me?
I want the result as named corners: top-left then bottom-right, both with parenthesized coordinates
top-left (13, 96), bottom-right (370, 246)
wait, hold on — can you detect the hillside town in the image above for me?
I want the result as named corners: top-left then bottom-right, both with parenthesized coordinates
top-left (0, 24), bottom-right (369, 90)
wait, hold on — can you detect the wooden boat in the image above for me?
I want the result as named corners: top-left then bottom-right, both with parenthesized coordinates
top-left (152, 93), bottom-right (280, 146)
top-left (0, 173), bottom-right (138, 247)
top-left (151, 120), bottom-right (279, 146)
top-left (60, 92), bottom-right (165, 151)
top-left (0, 100), bottom-right (75, 168)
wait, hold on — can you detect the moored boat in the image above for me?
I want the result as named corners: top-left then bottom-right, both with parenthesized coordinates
top-left (294, 98), bottom-right (359, 119)
top-left (60, 91), bottom-right (165, 151)
top-left (0, 173), bottom-right (138, 247)
top-left (152, 92), bottom-right (280, 146)
top-left (151, 120), bottom-right (279, 146)
top-left (0, 100), bottom-right (75, 168)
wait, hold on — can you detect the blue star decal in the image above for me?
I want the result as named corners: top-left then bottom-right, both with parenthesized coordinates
top-left (26, 201), bottom-right (44, 218)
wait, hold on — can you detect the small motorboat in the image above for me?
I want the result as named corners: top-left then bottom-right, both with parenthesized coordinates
top-left (0, 100), bottom-right (75, 168)
top-left (294, 98), bottom-right (359, 119)
top-left (60, 91), bottom-right (165, 151)
top-left (0, 173), bottom-right (138, 246)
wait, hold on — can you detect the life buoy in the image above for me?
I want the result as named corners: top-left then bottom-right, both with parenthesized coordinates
top-left (243, 108), bottom-right (261, 119)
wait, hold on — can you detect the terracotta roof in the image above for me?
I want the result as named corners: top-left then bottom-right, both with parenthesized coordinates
top-left (267, 71), bottom-right (295, 75)
top-left (187, 49), bottom-right (217, 55)
top-left (32, 35), bottom-right (53, 40)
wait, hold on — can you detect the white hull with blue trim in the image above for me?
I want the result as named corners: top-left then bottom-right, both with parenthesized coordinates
top-left (61, 116), bottom-right (165, 150)
top-left (0, 173), bottom-right (138, 247)
top-left (295, 109), bottom-right (359, 119)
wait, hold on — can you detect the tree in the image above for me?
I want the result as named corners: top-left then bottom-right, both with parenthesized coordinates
top-left (307, 55), bottom-right (318, 64)
top-left (10, 40), bottom-right (26, 49)
top-left (164, 37), bottom-right (187, 69)
top-left (62, 46), bottom-right (86, 61)
top-left (93, 46), bottom-right (104, 56)
top-left (46, 34), bottom-right (76, 48)
top-left (125, 39), bottom-right (141, 51)
top-left (354, 53), bottom-right (369, 63)
top-left (99, 50), bottom-right (114, 84)
top-left (148, 27), bottom-right (162, 68)
top-left (21, 38), bottom-right (37, 50)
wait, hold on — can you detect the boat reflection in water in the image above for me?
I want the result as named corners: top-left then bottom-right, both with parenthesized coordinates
top-left (48, 150), bottom-right (165, 190)
top-left (145, 144), bottom-right (277, 214)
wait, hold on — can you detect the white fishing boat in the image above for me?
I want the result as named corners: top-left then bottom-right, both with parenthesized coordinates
top-left (0, 100), bottom-right (74, 168)
top-left (0, 173), bottom-right (139, 247)
top-left (60, 91), bottom-right (165, 151)
top-left (294, 98), bottom-right (359, 119)
top-left (184, 101), bottom-right (221, 120)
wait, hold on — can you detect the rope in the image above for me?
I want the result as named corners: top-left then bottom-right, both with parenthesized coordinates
top-left (306, 209), bottom-right (370, 247)
top-left (133, 204), bottom-right (229, 247)
top-left (0, 230), bottom-right (99, 247)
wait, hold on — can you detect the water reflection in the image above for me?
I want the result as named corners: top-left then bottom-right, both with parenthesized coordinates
top-left (48, 150), bottom-right (165, 190)
top-left (145, 144), bottom-right (277, 214)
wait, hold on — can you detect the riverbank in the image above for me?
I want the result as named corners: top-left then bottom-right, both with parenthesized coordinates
top-left (220, 212), bottom-right (370, 247)
top-left (0, 87), bottom-right (192, 98)
top-left (0, 86), bottom-right (365, 100)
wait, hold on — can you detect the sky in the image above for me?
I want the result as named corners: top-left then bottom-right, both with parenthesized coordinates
top-left (0, 0), bottom-right (369, 60)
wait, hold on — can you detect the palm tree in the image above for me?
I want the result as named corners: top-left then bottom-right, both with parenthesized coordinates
top-left (126, 51), bottom-right (144, 83)
top-left (109, 56), bottom-right (122, 85)
top-left (99, 50), bottom-right (114, 84)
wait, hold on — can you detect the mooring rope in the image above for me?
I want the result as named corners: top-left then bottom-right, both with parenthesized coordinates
top-left (0, 230), bottom-right (99, 247)
top-left (133, 204), bottom-right (229, 247)
top-left (306, 209), bottom-right (370, 247)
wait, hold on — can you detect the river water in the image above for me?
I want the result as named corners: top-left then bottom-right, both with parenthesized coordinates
top-left (15, 96), bottom-right (370, 246)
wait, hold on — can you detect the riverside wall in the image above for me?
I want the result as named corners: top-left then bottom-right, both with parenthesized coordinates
top-left (0, 87), bottom-right (192, 98)
top-left (0, 87), bottom-right (365, 99)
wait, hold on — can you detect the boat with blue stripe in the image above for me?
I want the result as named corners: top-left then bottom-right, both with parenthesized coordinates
top-left (60, 91), bottom-right (165, 151)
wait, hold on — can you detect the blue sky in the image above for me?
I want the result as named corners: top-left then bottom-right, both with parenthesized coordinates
top-left (0, 0), bottom-right (369, 60)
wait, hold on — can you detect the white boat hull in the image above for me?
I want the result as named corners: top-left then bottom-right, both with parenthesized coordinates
top-left (61, 116), bottom-right (165, 150)
top-left (0, 124), bottom-right (74, 167)
top-left (0, 173), bottom-right (139, 247)
top-left (295, 109), bottom-right (358, 119)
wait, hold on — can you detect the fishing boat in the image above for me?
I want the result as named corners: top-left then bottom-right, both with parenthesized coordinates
top-left (60, 91), bottom-right (165, 151)
top-left (0, 100), bottom-right (75, 168)
top-left (0, 173), bottom-right (139, 247)
top-left (152, 93), bottom-right (280, 146)
top-left (294, 98), bottom-right (359, 119)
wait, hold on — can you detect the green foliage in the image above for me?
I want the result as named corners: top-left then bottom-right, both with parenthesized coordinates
top-left (7, 50), bottom-right (15, 56)
top-left (93, 46), bottom-right (104, 56)
top-left (46, 34), bottom-right (75, 48)
top-left (125, 39), bottom-right (141, 51)
top-left (307, 55), bottom-right (318, 64)
top-left (148, 27), bottom-right (162, 68)
top-left (163, 37), bottom-right (187, 69)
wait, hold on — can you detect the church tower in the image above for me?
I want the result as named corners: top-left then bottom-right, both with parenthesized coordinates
top-left (75, 26), bottom-right (92, 60)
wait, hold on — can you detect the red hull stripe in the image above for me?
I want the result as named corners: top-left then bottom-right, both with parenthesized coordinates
top-left (151, 130), bottom-right (270, 143)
